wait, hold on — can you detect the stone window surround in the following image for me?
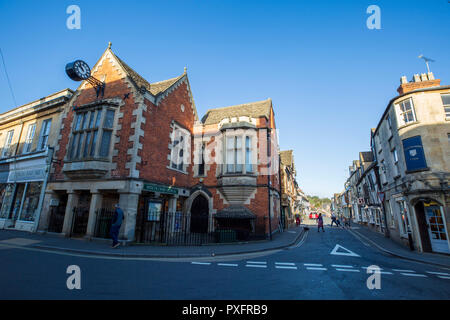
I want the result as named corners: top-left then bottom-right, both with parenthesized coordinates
top-left (221, 128), bottom-right (257, 176)
top-left (65, 101), bottom-right (119, 163)
top-left (168, 121), bottom-right (190, 175)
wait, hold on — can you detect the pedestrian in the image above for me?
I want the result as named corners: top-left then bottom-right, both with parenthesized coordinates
top-left (317, 213), bottom-right (325, 232)
top-left (295, 215), bottom-right (301, 226)
top-left (110, 203), bottom-right (124, 248)
top-left (330, 212), bottom-right (339, 227)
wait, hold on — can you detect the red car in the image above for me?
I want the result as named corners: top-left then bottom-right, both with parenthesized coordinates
top-left (309, 212), bottom-right (318, 219)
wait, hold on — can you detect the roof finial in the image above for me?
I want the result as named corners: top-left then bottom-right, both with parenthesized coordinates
top-left (184, 66), bottom-right (187, 74)
top-left (108, 42), bottom-right (112, 49)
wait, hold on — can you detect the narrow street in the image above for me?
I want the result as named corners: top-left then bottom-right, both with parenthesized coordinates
top-left (1, 219), bottom-right (449, 300)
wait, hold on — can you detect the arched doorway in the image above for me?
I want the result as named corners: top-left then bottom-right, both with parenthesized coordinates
top-left (414, 199), bottom-right (449, 254)
top-left (190, 195), bottom-right (209, 234)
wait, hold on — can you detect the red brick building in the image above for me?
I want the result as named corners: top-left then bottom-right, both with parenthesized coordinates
top-left (39, 44), bottom-right (281, 243)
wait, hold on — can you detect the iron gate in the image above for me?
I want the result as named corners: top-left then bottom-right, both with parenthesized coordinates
top-left (47, 206), bottom-right (66, 233)
top-left (94, 208), bottom-right (115, 239)
top-left (71, 207), bottom-right (89, 236)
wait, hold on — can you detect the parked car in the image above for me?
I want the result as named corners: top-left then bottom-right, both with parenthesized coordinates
top-left (309, 212), bottom-right (318, 219)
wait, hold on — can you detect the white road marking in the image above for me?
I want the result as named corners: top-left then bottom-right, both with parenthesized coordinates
top-left (217, 263), bottom-right (238, 267)
top-left (191, 262), bottom-right (211, 265)
top-left (275, 262), bottom-right (296, 266)
top-left (332, 264), bottom-right (353, 268)
top-left (246, 264), bottom-right (267, 268)
top-left (393, 269), bottom-right (415, 273)
top-left (400, 273), bottom-right (427, 277)
top-left (330, 244), bottom-right (360, 257)
top-left (426, 271), bottom-right (450, 276)
top-left (438, 276), bottom-right (450, 280)
top-left (336, 268), bottom-right (360, 272)
top-left (304, 263), bottom-right (323, 267)
top-left (362, 266), bottom-right (384, 270)
top-left (246, 261), bottom-right (267, 264)
top-left (275, 266), bottom-right (298, 270)
top-left (0, 238), bottom-right (41, 246)
top-left (306, 267), bottom-right (327, 271)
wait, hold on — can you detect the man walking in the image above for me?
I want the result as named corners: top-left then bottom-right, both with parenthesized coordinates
top-left (110, 203), bottom-right (124, 248)
top-left (330, 212), bottom-right (339, 227)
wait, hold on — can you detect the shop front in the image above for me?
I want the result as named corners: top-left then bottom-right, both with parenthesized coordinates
top-left (0, 150), bottom-right (51, 232)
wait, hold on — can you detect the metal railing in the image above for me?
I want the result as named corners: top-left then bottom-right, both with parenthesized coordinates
top-left (47, 206), bottom-right (65, 233)
top-left (94, 208), bottom-right (115, 239)
top-left (137, 211), bottom-right (267, 246)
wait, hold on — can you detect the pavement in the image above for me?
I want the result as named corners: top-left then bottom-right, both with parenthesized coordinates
top-left (0, 218), bottom-right (449, 268)
top-left (348, 223), bottom-right (450, 268)
top-left (0, 225), bottom-right (306, 258)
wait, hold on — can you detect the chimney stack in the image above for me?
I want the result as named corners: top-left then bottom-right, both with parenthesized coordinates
top-left (397, 72), bottom-right (440, 95)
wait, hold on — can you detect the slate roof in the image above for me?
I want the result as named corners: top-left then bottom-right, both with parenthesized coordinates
top-left (214, 206), bottom-right (256, 219)
top-left (112, 52), bottom-right (185, 96)
top-left (201, 98), bottom-right (272, 125)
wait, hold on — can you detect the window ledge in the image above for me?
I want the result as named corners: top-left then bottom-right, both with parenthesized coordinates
top-left (398, 121), bottom-right (419, 130)
top-left (166, 166), bottom-right (188, 175)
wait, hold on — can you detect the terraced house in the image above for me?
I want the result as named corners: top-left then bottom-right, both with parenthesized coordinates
top-left (0, 89), bottom-right (73, 232)
top-left (37, 44), bottom-right (281, 244)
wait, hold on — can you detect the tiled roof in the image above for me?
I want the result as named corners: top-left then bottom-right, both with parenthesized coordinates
top-left (201, 98), bottom-right (272, 125)
top-left (113, 52), bottom-right (184, 96)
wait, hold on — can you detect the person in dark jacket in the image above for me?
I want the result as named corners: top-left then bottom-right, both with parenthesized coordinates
top-left (110, 204), bottom-right (124, 248)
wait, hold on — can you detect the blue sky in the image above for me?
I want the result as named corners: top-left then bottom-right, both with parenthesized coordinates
top-left (0, 0), bottom-right (449, 198)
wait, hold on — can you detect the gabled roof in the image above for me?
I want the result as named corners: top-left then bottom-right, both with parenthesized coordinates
top-left (111, 51), bottom-right (185, 96)
top-left (201, 98), bottom-right (272, 125)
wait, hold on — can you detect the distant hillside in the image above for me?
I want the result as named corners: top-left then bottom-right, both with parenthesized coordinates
top-left (307, 196), bottom-right (331, 210)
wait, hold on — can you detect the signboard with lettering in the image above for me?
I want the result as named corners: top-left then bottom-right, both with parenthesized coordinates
top-left (143, 183), bottom-right (178, 195)
top-left (402, 136), bottom-right (428, 172)
top-left (7, 157), bottom-right (47, 183)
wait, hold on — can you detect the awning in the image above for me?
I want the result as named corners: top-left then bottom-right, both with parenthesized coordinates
top-left (214, 206), bottom-right (256, 219)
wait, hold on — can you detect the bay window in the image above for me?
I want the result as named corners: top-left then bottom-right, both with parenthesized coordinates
top-left (69, 107), bottom-right (115, 160)
top-left (224, 133), bottom-right (254, 174)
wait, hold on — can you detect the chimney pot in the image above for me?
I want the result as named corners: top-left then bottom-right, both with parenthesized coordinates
top-left (413, 74), bottom-right (421, 82)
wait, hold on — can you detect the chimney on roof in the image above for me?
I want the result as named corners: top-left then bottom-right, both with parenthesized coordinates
top-left (397, 72), bottom-right (441, 95)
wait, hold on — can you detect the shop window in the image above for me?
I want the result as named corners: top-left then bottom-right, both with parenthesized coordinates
top-left (19, 182), bottom-right (42, 221)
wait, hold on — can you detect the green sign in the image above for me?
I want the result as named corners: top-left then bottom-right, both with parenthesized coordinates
top-left (143, 183), bottom-right (178, 195)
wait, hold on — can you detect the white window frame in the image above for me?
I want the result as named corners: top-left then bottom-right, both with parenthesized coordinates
top-left (169, 124), bottom-right (190, 173)
top-left (442, 94), bottom-right (450, 120)
top-left (223, 131), bottom-right (255, 175)
top-left (395, 98), bottom-right (417, 127)
top-left (23, 123), bottom-right (36, 154)
top-left (2, 130), bottom-right (14, 158)
top-left (37, 118), bottom-right (52, 151)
